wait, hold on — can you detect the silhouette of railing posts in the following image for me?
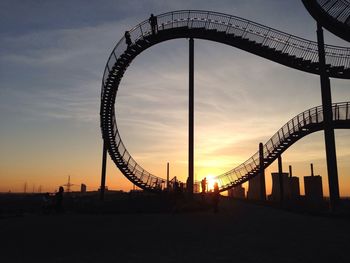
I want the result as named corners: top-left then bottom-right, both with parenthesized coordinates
top-left (317, 23), bottom-right (340, 211)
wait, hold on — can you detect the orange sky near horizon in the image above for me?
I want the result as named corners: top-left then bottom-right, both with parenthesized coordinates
top-left (2, 129), bottom-right (350, 197)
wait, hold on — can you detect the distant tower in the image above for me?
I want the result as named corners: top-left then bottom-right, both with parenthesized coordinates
top-left (63, 175), bottom-right (74, 193)
top-left (24, 182), bottom-right (27, 193)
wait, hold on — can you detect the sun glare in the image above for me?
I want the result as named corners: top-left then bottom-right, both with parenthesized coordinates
top-left (206, 175), bottom-right (217, 192)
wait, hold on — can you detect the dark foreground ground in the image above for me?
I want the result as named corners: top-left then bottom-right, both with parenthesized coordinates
top-left (1, 196), bottom-right (350, 263)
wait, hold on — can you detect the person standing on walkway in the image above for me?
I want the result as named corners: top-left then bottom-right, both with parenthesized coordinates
top-left (149, 14), bottom-right (158, 35)
top-left (125, 31), bottom-right (132, 47)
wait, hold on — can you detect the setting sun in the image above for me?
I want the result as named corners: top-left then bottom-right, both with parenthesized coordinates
top-left (205, 175), bottom-right (217, 192)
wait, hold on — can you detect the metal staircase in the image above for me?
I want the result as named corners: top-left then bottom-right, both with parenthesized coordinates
top-left (100, 10), bottom-right (350, 192)
top-left (302, 0), bottom-right (350, 42)
top-left (214, 102), bottom-right (350, 191)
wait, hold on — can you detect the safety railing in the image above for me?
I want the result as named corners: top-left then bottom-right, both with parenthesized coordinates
top-left (102, 10), bottom-right (350, 97)
top-left (109, 115), bottom-right (165, 190)
top-left (213, 102), bottom-right (350, 189)
top-left (317, 0), bottom-right (350, 25)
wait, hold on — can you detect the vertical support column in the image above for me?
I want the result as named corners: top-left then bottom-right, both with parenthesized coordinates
top-left (316, 23), bottom-right (340, 211)
top-left (167, 162), bottom-right (170, 190)
top-left (278, 155), bottom-right (284, 202)
top-left (100, 141), bottom-right (107, 201)
top-left (259, 142), bottom-right (266, 201)
top-left (188, 38), bottom-right (194, 195)
top-left (289, 165), bottom-right (292, 178)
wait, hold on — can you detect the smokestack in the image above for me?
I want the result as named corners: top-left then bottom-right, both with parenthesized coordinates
top-left (310, 163), bottom-right (314, 176)
top-left (289, 165), bottom-right (292, 178)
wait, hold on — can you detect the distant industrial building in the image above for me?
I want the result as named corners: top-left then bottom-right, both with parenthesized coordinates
top-left (304, 176), bottom-right (323, 200)
top-left (228, 185), bottom-right (245, 199)
top-left (247, 174), bottom-right (263, 200)
top-left (290, 176), bottom-right (300, 199)
top-left (81, 184), bottom-right (87, 193)
top-left (270, 172), bottom-right (291, 200)
top-left (269, 165), bottom-right (300, 201)
top-left (304, 164), bottom-right (323, 203)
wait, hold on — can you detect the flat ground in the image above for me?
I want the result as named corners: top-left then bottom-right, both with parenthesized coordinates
top-left (1, 199), bottom-right (350, 263)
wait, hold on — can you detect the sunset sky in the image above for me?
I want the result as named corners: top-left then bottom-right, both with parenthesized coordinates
top-left (1, 0), bottom-right (350, 196)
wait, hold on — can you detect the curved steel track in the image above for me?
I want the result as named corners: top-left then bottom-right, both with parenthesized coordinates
top-left (302, 0), bottom-right (350, 42)
top-left (100, 10), bottom-right (350, 192)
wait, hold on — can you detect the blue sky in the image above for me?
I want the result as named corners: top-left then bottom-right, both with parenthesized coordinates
top-left (1, 0), bottom-right (350, 195)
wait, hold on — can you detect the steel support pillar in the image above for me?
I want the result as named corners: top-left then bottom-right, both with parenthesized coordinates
top-left (259, 143), bottom-right (266, 200)
top-left (100, 141), bottom-right (107, 201)
top-left (278, 155), bottom-right (284, 202)
top-left (167, 162), bottom-right (170, 190)
top-left (289, 165), bottom-right (292, 178)
top-left (317, 23), bottom-right (340, 211)
top-left (187, 38), bottom-right (194, 195)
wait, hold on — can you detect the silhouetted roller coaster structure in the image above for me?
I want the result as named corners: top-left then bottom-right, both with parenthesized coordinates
top-left (302, 0), bottom-right (350, 42)
top-left (100, 1), bottom-right (350, 209)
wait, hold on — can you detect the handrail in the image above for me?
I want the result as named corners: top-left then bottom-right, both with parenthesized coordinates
top-left (102, 10), bottom-right (350, 93)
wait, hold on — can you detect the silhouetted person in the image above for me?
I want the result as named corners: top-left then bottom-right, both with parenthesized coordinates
top-left (54, 186), bottom-right (64, 213)
top-left (201, 177), bottom-right (207, 193)
top-left (125, 31), bottom-right (132, 47)
top-left (42, 192), bottom-right (52, 214)
top-left (213, 182), bottom-right (219, 213)
top-left (149, 14), bottom-right (158, 35)
top-left (174, 181), bottom-right (180, 193)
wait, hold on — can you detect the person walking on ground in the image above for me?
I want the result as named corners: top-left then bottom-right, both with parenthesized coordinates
top-left (213, 182), bottom-right (220, 213)
top-left (54, 186), bottom-right (64, 213)
top-left (149, 13), bottom-right (158, 35)
top-left (125, 31), bottom-right (132, 47)
top-left (201, 177), bottom-right (207, 194)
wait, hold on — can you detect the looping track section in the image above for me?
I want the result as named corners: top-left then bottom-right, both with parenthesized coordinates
top-left (100, 10), bottom-right (350, 192)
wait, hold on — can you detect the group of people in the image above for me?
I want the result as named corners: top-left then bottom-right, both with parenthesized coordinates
top-left (124, 14), bottom-right (158, 47)
top-left (42, 186), bottom-right (64, 214)
top-left (201, 177), bottom-right (220, 212)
